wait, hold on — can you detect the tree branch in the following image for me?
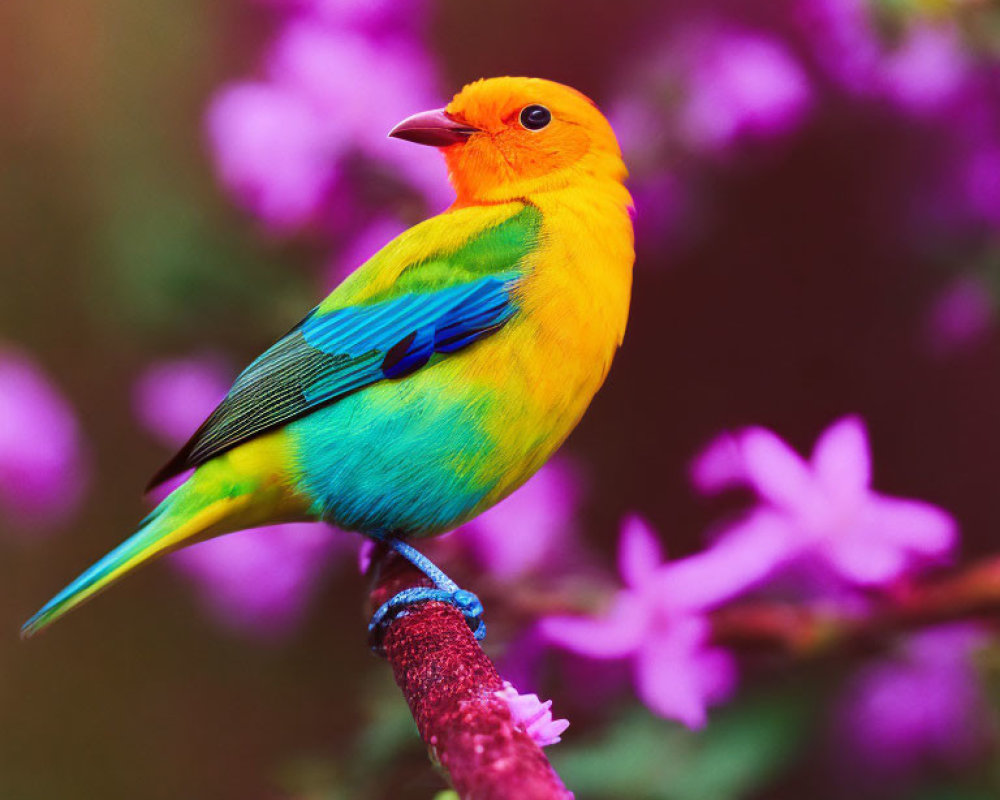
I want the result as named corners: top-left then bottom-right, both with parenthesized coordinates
top-left (367, 546), bottom-right (573, 800)
top-left (710, 556), bottom-right (1000, 657)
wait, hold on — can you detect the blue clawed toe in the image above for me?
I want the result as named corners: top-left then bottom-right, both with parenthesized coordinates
top-left (367, 538), bottom-right (485, 654)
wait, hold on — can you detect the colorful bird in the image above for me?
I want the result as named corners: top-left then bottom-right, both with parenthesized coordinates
top-left (22, 76), bottom-right (635, 639)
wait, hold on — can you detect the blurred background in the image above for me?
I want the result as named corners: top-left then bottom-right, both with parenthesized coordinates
top-left (3, 0), bottom-right (1000, 797)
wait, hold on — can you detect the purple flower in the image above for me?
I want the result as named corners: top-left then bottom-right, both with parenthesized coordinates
top-left (495, 681), bottom-right (570, 747)
top-left (455, 459), bottom-right (581, 579)
top-left (0, 348), bottom-right (86, 531)
top-left (692, 416), bottom-right (957, 587)
top-left (133, 355), bottom-right (351, 639)
top-left (613, 25), bottom-right (812, 161)
top-left (206, 83), bottom-right (337, 232)
top-left (267, 19), bottom-right (448, 199)
top-left (206, 15), bottom-right (448, 233)
top-left (679, 30), bottom-right (813, 153)
top-left (797, 0), bottom-right (886, 96)
top-left (608, 24), bottom-right (811, 259)
top-left (834, 625), bottom-right (993, 775)
top-left (925, 274), bottom-right (995, 355)
top-left (172, 523), bottom-right (346, 640)
top-left (798, 0), bottom-right (971, 112)
top-left (132, 354), bottom-right (230, 446)
top-left (796, 0), bottom-right (1000, 239)
top-left (878, 25), bottom-right (970, 115)
top-left (541, 516), bottom-right (776, 728)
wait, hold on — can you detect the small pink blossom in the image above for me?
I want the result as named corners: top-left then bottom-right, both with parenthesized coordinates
top-left (0, 348), bottom-right (87, 531)
top-left (495, 681), bottom-right (570, 747)
top-left (542, 516), bottom-right (777, 728)
top-left (692, 416), bottom-right (957, 587)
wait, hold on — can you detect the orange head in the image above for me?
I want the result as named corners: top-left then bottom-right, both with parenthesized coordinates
top-left (389, 77), bottom-right (627, 205)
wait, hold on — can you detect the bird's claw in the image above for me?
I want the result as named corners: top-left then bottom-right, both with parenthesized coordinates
top-left (367, 538), bottom-right (486, 656)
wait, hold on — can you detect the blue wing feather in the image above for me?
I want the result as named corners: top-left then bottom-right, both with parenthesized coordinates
top-left (146, 271), bottom-right (522, 488)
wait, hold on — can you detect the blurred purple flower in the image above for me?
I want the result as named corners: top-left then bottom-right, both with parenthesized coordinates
top-left (455, 459), bottom-right (581, 579)
top-left (271, 18), bottom-right (449, 202)
top-left (835, 624), bottom-right (993, 775)
top-left (206, 14), bottom-right (448, 233)
top-left (799, 0), bottom-right (971, 112)
top-left (495, 681), bottom-right (570, 747)
top-left (134, 355), bottom-right (351, 639)
top-left (254, 0), bottom-right (426, 33)
top-left (0, 348), bottom-right (86, 531)
top-left (693, 416), bottom-right (957, 586)
top-left (797, 0), bottom-right (1000, 239)
top-left (797, 0), bottom-right (882, 96)
top-left (541, 515), bottom-right (779, 727)
top-left (679, 30), bottom-right (813, 153)
top-left (207, 83), bottom-right (336, 232)
top-left (613, 25), bottom-right (812, 160)
top-left (894, 85), bottom-right (1000, 239)
top-left (879, 25), bottom-right (970, 115)
top-left (132, 354), bottom-right (229, 446)
top-left (926, 274), bottom-right (995, 355)
top-left (172, 523), bottom-right (345, 640)
top-left (609, 24), bottom-right (810, 257)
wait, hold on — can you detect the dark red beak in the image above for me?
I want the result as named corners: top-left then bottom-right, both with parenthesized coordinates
top-left (388, 108), bottom-right (479, 147)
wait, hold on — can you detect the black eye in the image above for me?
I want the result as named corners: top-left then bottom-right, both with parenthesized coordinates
top-left (519, 104), bottom-right (551, 131)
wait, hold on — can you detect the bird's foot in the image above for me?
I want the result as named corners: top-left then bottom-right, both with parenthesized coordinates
top-left (367, 537), bottom-right (485, 655)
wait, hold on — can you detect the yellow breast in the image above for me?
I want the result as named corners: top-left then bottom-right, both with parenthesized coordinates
top-left (472, 177), bottom-right (635, 507)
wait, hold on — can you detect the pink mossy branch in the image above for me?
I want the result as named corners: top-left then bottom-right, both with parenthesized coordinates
top-left (367, 545), bottom-right (573, 800)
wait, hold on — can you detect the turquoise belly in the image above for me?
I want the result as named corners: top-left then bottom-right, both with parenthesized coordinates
top-left (286, 375), bottom-right (503, 537)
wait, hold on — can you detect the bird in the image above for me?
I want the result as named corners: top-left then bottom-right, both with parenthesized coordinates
top-left (22, 76), bottom-right (635, 640)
